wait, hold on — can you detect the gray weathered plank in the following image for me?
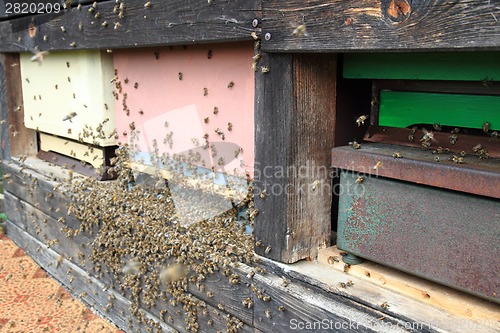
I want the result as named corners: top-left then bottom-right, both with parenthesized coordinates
top-left (261, 0), bottom-right (500, 52)
top-left (0, 0), bottom-right (261, 52)
top-left (254, 53), bottom-right (335, 263)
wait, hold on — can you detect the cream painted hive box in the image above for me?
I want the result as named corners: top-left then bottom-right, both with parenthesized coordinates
top-left (20, 51), bottom-right (116, 153)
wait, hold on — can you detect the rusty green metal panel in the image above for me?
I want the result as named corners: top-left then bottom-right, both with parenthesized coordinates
top-left (337, 171), bottom-right (500, 303)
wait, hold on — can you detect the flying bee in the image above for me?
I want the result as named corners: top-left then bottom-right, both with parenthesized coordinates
top-left (349, 141), bottom-right (361, 149)
top-left (62, 112), bottom-right (77, 122)
top-left (373, 161), bottom-right (382, 170)
top-left (159, 264), bottom-right (187, 285)
top-left (144, 1), bottom-right (152, 8)
top-left (291, 23), bottom-right (308, 37)
top-left (356, 115), bottom-right (369, 127)
top-left (30, 50), bottom-right (50, 64)
top-left (122, 258), bottom-right (141, 274)
top-left (420, 128), bottom-right (435, 143)
top-left (482, 121), bottom-right (490, 133)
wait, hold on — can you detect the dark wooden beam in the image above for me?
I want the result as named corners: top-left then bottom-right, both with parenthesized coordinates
top-left (261, 0), bottom-right (500, 52)
top-left (1, 54), bottom-right (37, 157)
top-left (0, 0), bottom-right (261, 52)
top-left (254, 53), bottom-right (336, 263)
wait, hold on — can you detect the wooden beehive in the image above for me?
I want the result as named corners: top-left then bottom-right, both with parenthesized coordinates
top-left (112, 42), bottom-right (254, 179)
top-left (20, 50), bottom-right (116, 148)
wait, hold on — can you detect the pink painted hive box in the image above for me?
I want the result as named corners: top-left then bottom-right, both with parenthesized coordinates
top-left (113, 42), bottom-right (254, 179)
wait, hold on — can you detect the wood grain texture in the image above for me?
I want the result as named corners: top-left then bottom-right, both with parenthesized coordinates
top-left (0, 55), bottom-right (10, 160)
top-left (254, 53), bottom-right (335, 263)
top-left (261, 0), bottom-right (500, 52)
top-left (0, 0), bottom-right (260, 52)
top-left (2, 54), bottom-right (37, 157)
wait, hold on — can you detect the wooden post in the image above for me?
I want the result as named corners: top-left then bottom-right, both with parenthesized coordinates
top-left (1, 53), bottom-right (37, 159)
top-left (254, 53), bottom-right (337, 263)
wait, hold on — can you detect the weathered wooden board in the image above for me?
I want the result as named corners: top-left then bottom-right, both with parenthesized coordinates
top-left (318, 246), bottom-right (500, 323)
top-left (0, 55), bottom-right (10, 160)
top-left (2, 53), bottom-right (37, 157)
top-left (254, 53), bottom-right (335, 263)
top-left (261, 0), bottom-right (500, 52)
top-left (0, 0), bottom-right (261, 52)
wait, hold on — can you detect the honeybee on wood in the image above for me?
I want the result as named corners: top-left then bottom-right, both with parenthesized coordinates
top-left (483, 121), bottom-right (490, 133)
top-left (291, 24), bottom-right (308, 37)
top-left (356, 115), bottom-right (369, 127)
top-left (373, 161), bottom-right (382, 170)
top-left (392, 152), bottom-right (403, 158)
top-left (349, 141), bottom-right (361, 149)
top-left (355, 176), bottom-right (364, 184)
top-left (144, 1), bottom-right (152, 8)
top-left (380, 301), bottom-right (390, 310)
top-left (420, 128), bottom-right (435, 143)
top-left (449, 134), bottom-right (458, 145)
top-left (261, 66), bottom-right (270, 74)
top-left (432, 123), bottom-right (442, 131)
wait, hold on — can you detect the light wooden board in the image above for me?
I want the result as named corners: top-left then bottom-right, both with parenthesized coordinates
top-left (40, 133), bottom-right (105, 168)
top-left (318, 247), bottom-right (500, 325)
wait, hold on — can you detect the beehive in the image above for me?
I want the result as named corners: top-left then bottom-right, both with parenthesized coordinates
top-left (20, 50), bottom-right (116, 147)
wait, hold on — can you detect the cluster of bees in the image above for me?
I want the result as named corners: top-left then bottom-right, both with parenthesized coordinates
top-left (352, 114), bottom-right (496, 164)
top-left (61, 143), bottom-right (262, 332)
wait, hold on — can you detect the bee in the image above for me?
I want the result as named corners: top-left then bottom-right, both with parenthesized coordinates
top-left (459, 150), bottom-right (466, 157)
top-left (207, 49), bottom-right (213, 59)
top-left (251, 31), bottom-right (259, 40)
top-left (432, 123), bottom-right (442, 131)
top-left (482, 121), bottom-right (490, 133)
top-left (343, 263), bottom-right (351, 272)
top-left (30, 51), bottom-right (50, 64)
top-left (434, 156), bottom-right (440, 162)
top-left (346, 280), bottom-right (354, 287)
top-left (349, 141), bottom-right (361, 149)
top-left (227, 81), bottom-right (234, 88)
top-left (292, 24), bottom-right (307, 37)
top-left (62, 112), bottom-right (77, 122)
top-left (264, 246), bottom-right (271, 254)
top-left (392, 152), bottom-right (403, 158)
top-left (259, 190), bottom-right (267, 199)
top-left (69, 42), bottom-right (76, 47)
top-left (261, 66), bottom-right (270, 74)
top-left (265, 308), bottom-right (272, 319)
top-left (450, 155), bottom-right (465, 164)
top-left (355, 176), bottom-right (364, 184)
top-left (262, 295), bottom-right (271, 302)
top-left (339, 282), bottom-right (347, 288)
top-left (327, 256), bottom-right (339, 264)
top-left (373, 161), bottom-right (382, 170)
top-left (408, 133), bottom-right (414, 142)
top-left (144, 1), bottom-right (152, 8)
top-left (60, 26), bottom-right (66, 33)
top-left (204, 117), bottom-right (209, 123)
top-left (67, 128), bottom-right (72, 134)
top-left (450, 134), bottom-right (458, 145)
top-left (159, 264), bottom-right (186, 285)
top-left (278, 305), bottom-right (285, 312)
top-left (138, 109), bottom-right (144, 115)
top-left (227, 122), bottom-right (233, 131)
top-left (78, 22), bottom-right (83, 30)
top-left (164, 121), bottom-right (169, 127)
top-left (252, 53), bottom-right (262, 71)
top-left (356, 115), bottom-right (369, 127)
top-left (114, 22), bottom-right (121, 30)
top-left (215, 128), bottom-right (225, 140)
top-left (420, 129), bottom-right (435, 142)
top-left (491, 131), bottom-right (498, 139)
top-left (178, 72), bottom-right (183, 80)
top-left (213, 107), bottom-right (219, 115)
